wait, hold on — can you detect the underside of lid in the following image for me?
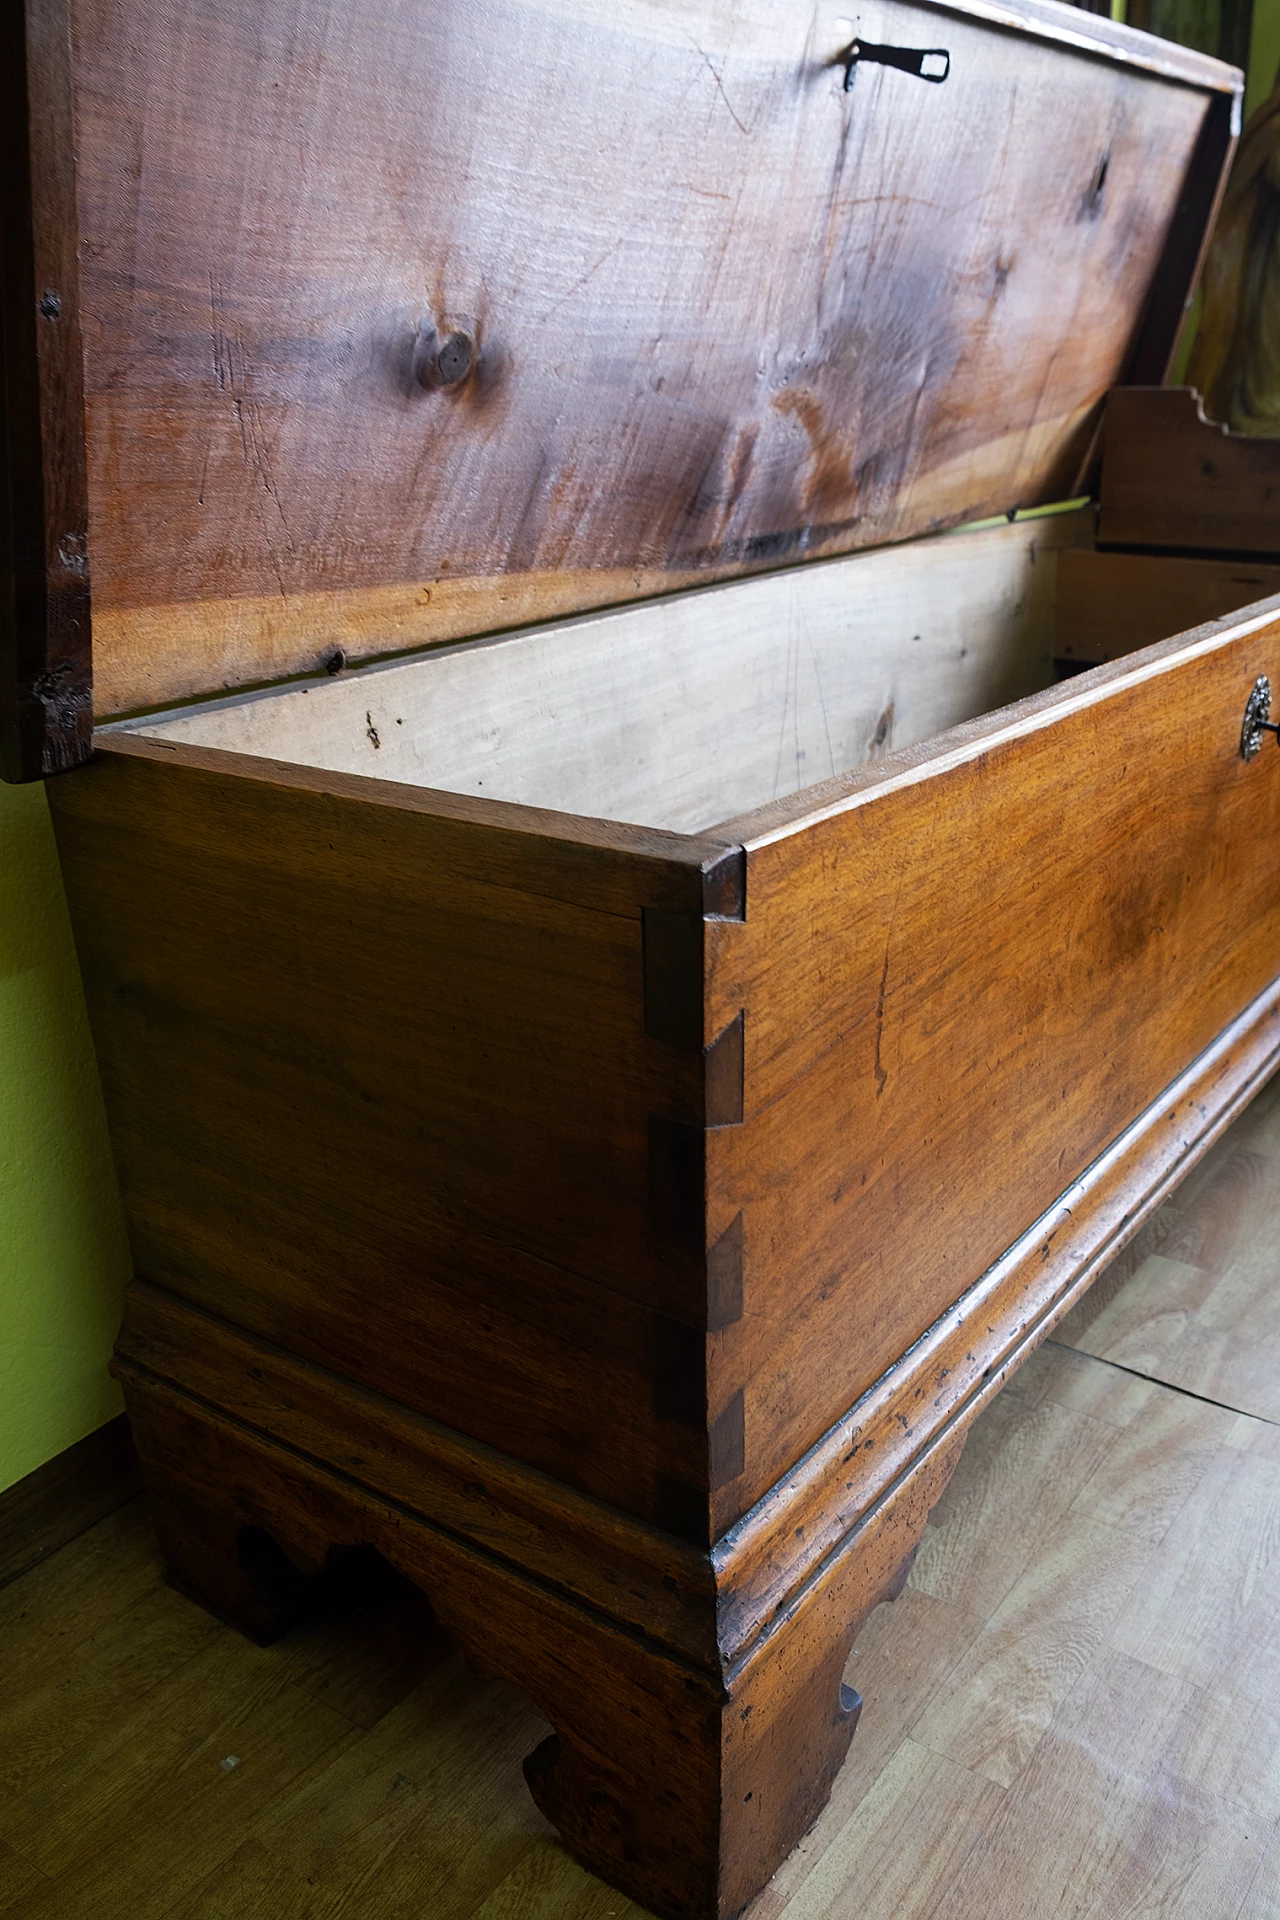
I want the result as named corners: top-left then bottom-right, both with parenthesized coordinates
top-left (2, 0), bottom-right (1241, 769)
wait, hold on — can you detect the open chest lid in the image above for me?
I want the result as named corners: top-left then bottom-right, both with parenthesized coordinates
top-left (2, 0), bottom-right (1241, 780)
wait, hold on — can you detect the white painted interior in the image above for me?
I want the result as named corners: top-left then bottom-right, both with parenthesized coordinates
top-left (109, 510), bottom-right (1093, 835)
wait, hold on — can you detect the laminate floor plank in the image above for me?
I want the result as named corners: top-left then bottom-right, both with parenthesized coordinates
top-left (749, 1306), bottom-right (1280, 1915)
top-left (1002, 1336), bottom-right (1158, 1428)
top-left (1240, 1827), bottom-right (1280, 1919)
top-left (6, 1367), bottom-right (1277, 1920)
top-left (1057, 1071), bottom-right (1280, 1423)
top-left (908, 1384), bottom-right (1129, 1618)
top-left (0, 1496), bottom-right (159, 1675)
top-left (0, 1568), bottom-right (224, 1807)
top-left (265, 1555), bottom-right (451, 1731)
top-left (755, 1740), bottom-right (1004, 1920)
top-left (750, 1589), bottom-right (988, 1920)
top-left (1107, 1440), bottom-right (1280, 1699)
top-left (938, 1647), bottom-right (1268, 1920)
top-left (462, 1838), bottom-right (643, 1920)
top-left (1144, 1234), bottom-right (1280, 1422)
top-left (908, 1508), bottom-right (1155, 1788)
top-left (0, 1845), bottom-right (49, 1918)
top-left (167, 1664), bottom-right (558, 1920)
top-left (1065, 1381), bottom-right (1241, 1542)
top-left (1, 1629), bottom-right (353, 1912)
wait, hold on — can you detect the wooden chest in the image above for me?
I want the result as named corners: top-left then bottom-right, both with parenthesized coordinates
top-left (5, 0), bottom-right (1277, 1912)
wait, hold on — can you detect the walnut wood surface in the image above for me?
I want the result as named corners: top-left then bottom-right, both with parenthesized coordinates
top-left (48, 735), bottom-right (739, 1531)
top-left (1122, 90), bottom-right (1238, 389)
top-left (0, 0), bottom-right (92, 779)
top-left (116, 1278), bottom-right (720, 1670)
top-left (703, 603), bottom-right (1280, 1518)
top-left (1099, 385), bottom-right (1280, 552)
top-left (109, 947), bottom-right (1280, 1692)
top-left (92, 950), bottom-right (1278, 1675)
top-left (713, 974), bottom-right (1280, 1646)
top-left (51, 592), bottom-right (1280, 1547)
top-left (103, 961), bottom-right (1280, 1919)
top-left (50, 593), bottom-right (1280, 1551)
top-left (46, 0), bottom-right (1230, 719)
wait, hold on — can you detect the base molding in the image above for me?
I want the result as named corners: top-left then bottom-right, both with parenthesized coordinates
top-left (115, 1361), bottom-right (958, 1920)
top-left (0, 1413), bottom-right (141, 1592)
top-left (116, 1280), bottom-right (720, 1669)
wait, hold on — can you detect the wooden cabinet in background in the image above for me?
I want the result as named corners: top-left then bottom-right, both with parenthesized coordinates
top-left (5, 0), bottom-right (1277, 1913)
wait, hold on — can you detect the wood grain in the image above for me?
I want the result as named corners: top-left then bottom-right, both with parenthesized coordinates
top-left (159, 1666), bottom-right (550, 1920)
top-left (114, 513), bottom-right (1091, 834)
top-left (50, 0), bottom-right (1229, 716)
top-left (1185, 78), bottom-right (1280, 436)
top-left (0, 0), bottom-right (92, 779)
top-left (53, 583), bottom-right (1280, 1558)
top-left (105, 956), bottom-right (1280, 1683)
top-left (0, 1411), bottom-right (139, 1591)
top-left (0, 1839), bottom-right (50, 1916)
top-left (107, 1365), bottom-right (964, 1920)
top-left (12, 1304), bottom-right (1280, 1917)
top-left (712, 967), bottom-right (1280, 1633)
top-left (0, 1506), bottom-right (224, 1809)
top-left (48, 736), bottom-right (732, 1529)
top-left (702, 601), bottom-right (1280, 1518)
top-left (0, 1631), bottom-right (354, 1917)
top-left (1122, 87), bottom-right (1239, 389)
top-left (1056, 547), bottom-right (1280, 661)
top-left (1099, 385), bottom-right (1280, 552)
top-left (115, 1278), bottom-right (720, 1670)
top-left (94, 966), bottom-right (1280, 1916)
top-left (1058, 1069), bottom-right (1280, 1422)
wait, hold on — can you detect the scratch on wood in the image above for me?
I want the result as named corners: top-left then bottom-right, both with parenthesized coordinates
top-left (208, 271), bottom-right (293, 595)
top-left (690, 41), bottom-right (752, 136)
top-left (874, 946), bottom-right (890, 1096)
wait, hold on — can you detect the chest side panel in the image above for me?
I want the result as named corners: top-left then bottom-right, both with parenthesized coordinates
top-left (69, 0), bottom-right (1221, 714)
top-left (47, 743), bottom-right (724, 1527)
top-left (706, 614), bottom-right (1280, 1522)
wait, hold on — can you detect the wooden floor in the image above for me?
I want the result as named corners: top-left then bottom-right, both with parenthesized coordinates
top-left (8, 1081), bottom-right (1280, 1918)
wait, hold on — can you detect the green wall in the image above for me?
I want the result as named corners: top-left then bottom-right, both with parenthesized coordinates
top-left (0, 780), bottom-right (130, 1494)
top-left (1248, 0), bottom-right (1280, 114)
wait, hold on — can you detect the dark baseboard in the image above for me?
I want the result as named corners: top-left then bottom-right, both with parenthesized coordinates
top-left (0, 1413), bottom-right (142, 1592)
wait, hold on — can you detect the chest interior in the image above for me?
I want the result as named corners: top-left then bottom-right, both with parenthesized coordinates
top-left (105, 482), bottom-right (1280, 836)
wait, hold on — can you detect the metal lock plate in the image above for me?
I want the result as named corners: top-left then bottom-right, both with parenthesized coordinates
top-left (1242, 676), bottom-right (1274, 760)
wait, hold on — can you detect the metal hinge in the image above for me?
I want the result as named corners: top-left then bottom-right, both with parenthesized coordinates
top-left (842, 40), bottom-right (951, 89)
